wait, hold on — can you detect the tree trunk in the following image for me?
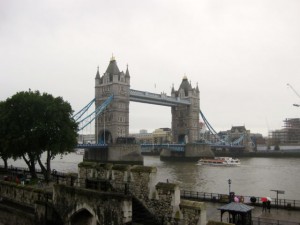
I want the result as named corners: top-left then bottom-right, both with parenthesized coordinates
top-left (22, 154), bottom-right (37, 179)
top-left (37, 157), bottom-right (46, 179)
top-left (37, 150), bottom-right (52, 183)
top-left (46, 150), bottom-right (51, 183)
top-left (1, 157), bottom-right (8, 170)
top-left (37, 153), bottom-right (51, 183)
top-left (4, 158), bottom-right (7, 170)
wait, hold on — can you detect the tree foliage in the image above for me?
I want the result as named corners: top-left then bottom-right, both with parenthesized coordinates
top-left (0, 101), bottom-right (11, 169)
top-left (1, 90), bottom-right (78, 180)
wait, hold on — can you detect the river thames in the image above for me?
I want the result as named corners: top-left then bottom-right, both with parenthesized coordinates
top-left (5, 154), bottom-right (300, 200)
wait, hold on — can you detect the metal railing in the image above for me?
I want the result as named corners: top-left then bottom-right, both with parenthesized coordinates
top-left (180, 190), bottom-right (300, 210)
top-left (252, 217), bottom-right (300, 225)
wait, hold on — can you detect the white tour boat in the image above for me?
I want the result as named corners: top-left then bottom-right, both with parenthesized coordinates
top-left (197, 157), bottom-right (241, 167)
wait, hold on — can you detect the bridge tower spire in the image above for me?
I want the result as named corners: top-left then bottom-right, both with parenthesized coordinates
top-left (95, 56), bottom-right (130, 144)
top-left (171, 76), bottom-right (200, 143)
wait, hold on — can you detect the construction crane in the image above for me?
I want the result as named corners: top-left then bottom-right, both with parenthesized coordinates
top-left (287, 83), bottom-right (300, 107)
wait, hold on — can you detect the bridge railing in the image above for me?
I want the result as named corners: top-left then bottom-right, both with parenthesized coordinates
top-left (252, 217), bottom-right (300, 225)
top-left (141, 143), bottom-right (185, 152)
top-left (76, 143), bottom-right (108, 148)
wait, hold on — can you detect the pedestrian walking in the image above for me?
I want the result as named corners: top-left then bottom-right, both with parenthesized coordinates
top-left (267, 200), bottom-right (271, 213)
top-left (262, 201), bottom-right (267, 212)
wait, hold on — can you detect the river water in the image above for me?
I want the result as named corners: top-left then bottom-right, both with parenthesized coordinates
top-left (4, 154), bottom-right (300, 200)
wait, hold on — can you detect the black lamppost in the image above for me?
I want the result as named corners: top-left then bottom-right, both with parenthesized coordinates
top-left (270, 189), bottom-right (285, 209)
top-left (228, 179), bottom-right (231, 195)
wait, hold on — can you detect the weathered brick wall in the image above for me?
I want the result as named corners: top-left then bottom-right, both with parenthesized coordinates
top-left (53, 184), bottom-right (132, 225)
top-left (108, 144), bottom-right (143, 163)
top-left (0, 204), bottom-right (35, 225)
top-left (78, 162), bottom-right (206, 225)
top-left (185, 143), bottom-right (214, 158)
top-left (0, 181), bottom-right (49, 206)
top-left (147, 182), bottom-right (180, 219)
top-left (180, 200), bottom-right (207, 225)
top-left (0, 181), bottom-right (52, 225)
top-left (0, 165), bottom-right (206, 225)
top-left (78, 162), bottom-right (112, 181)
top-left (129, 165), bottom-right (156, 201)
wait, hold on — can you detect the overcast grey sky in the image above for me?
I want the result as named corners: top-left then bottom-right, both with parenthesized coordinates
top-left (1, 0), bottom-right (299, 136)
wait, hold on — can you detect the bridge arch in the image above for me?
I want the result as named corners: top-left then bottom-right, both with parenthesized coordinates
top-left (178, 134), bottom-right (188, 144)
top-left (98, 129), bottom-right (113, 144)
top-left (68, 204), bottom-right (99, 225)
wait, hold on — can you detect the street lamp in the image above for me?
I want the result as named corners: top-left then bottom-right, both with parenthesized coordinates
top-left (228, 179), bottom-right (231, 194)
top-left (270, 189), bottom-right (285, 209)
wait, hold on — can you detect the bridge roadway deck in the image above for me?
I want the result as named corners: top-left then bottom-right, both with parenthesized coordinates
top-left (205, 201), bottom-right (300, 224)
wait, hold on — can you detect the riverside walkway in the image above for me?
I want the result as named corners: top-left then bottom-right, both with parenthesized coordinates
top-left (181, 190), bottom-right (300, 224)
top-left (205, 201), bottom-right (300, 225)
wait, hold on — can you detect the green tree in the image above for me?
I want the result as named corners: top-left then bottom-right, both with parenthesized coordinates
top-left (3, 91), bottom-right (78, 180)
top-left (0, 101), bottom-right (12, 169)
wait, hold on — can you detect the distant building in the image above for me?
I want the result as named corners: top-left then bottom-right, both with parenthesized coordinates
top-left (77, 134), bottom-right (95, 144)
top-left (269, 118), bottom-right (300, 145)
top-left (130, 130), bottom-right (153, 144)
top-left (251, 133), bottom-right (266, 145)
top-left (153, 128), bottom-right (172, 144)
top-left (201, 126), bottom-right (258, 152)
top-left (227, 126), bottom-right (254, 151)
top-left (130, 128), bottom-right (172, 144)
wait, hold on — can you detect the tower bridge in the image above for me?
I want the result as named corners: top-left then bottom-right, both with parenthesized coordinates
top-left (75, 56), bottom-right (249, 162)
top-left (94, 56), bottom-right (200, 145)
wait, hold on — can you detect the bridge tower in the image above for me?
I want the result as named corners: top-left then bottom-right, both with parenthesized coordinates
top-left (95, 56), bottom-right (130, 144)
top-left (171, 76), bottom-right (200, 143)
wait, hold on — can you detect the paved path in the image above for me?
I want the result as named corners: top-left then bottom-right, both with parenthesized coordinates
top-left (205, 202), bottom-right (300, 224)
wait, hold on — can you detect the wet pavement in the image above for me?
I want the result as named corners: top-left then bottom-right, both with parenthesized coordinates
top-left (205, 202), bottom-right (300, 224)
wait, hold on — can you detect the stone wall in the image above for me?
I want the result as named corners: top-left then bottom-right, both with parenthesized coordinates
top-left (108, 144), bottom-right (143, 164)
top-left (83, 144), bottom-right (143, 165)
top-left (0, 163), bottom-right (207, 225)
top-left (185, 143), bottom-right (214, 158)
top-left (53, 184), bottom-right (132, 225)
top-left (0, 204), bottom-right (35, 225)
top-left (147, 182), bottom-right (181, 221)
top-left (0, 181), bottom-right (53, 225)
top-left (180, 200), bottom-right (206, 225)
top-left (78, 162), bottom-right (207, 225)
top-left (0, 181), bottom-right (50, 206)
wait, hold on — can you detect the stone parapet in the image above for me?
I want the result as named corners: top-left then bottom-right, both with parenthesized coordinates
top-left (77, 162), bottom-right (207, 224)
top-left (180, 199), bottom-right (207, 225)
top-left (0, 164), bottom-right (207, 225)
top-left (0, 181), bottom-right (50, 206)
top-left (53, 184), bottom-right (132, 225)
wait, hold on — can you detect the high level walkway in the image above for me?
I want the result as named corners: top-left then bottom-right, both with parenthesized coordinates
top-left (130, 89), bottom-right (191, 106)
